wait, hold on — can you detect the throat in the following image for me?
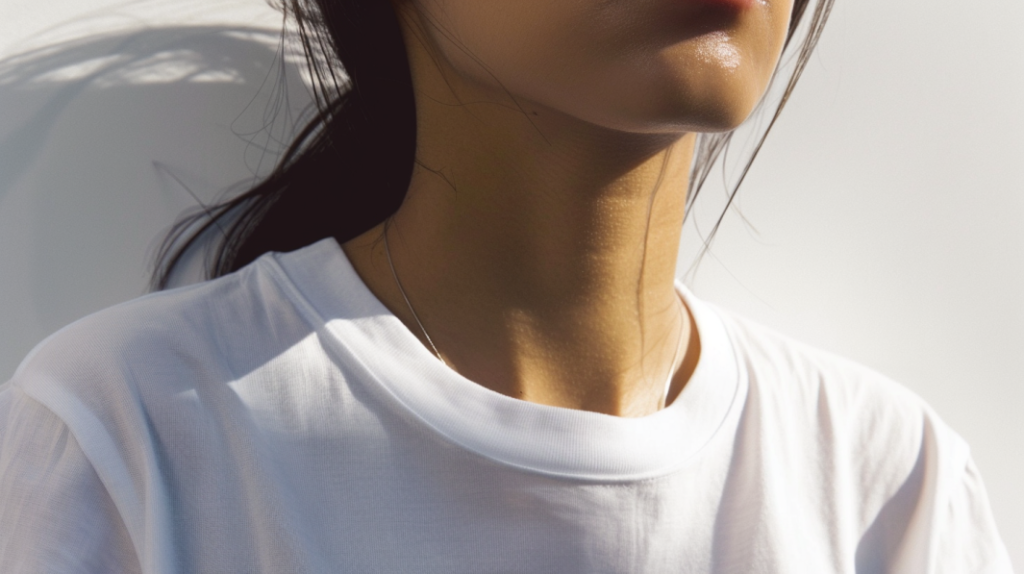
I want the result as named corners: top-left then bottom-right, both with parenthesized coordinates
top-left (340, 132), bottom-right (700, 417)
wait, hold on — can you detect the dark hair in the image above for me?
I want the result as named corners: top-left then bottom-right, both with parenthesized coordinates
top-left (150, 0), bottom-right (835, 290)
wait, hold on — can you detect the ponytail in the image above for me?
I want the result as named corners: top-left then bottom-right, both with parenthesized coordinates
top-left (151, 0), bottom-right (416, 289)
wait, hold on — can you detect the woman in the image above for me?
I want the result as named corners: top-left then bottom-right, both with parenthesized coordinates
top-left (0, 0), bottom-right (1013, 571)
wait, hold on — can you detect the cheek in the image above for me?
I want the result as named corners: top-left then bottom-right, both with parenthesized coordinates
top-left (757, 0), bottom-right (797, 77)
top-left (418, 0), bottom-right (571, 88)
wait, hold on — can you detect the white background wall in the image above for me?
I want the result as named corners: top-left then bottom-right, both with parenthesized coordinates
top-left (2, 0), bottom-right (1021, 565)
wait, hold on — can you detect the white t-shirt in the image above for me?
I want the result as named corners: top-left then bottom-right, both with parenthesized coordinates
top-left (0, 237), bottom-right (1013, 573)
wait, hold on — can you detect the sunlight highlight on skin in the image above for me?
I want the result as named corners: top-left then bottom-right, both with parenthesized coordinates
top-left (694, 31), bottom-right (741, 71)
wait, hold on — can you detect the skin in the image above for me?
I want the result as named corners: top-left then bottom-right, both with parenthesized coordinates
top-left (343, 0), bottom-right (794, 417)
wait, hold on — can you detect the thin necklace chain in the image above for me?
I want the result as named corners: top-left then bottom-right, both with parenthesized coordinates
top-left (383, 224), bottom-right (448, 366)
top-left (382, 222), bottom-right (686, 408)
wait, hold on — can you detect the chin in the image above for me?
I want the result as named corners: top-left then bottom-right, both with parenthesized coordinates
top-left (686, 102), bottom-right (760, 133)
top-left (576, 71), bottom-right (770, 135)
top-left (598, 96), bottom-right (762, 136)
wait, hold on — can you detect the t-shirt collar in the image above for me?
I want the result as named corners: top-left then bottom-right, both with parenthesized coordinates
top-left (269, 237), bottom-right (743, 481)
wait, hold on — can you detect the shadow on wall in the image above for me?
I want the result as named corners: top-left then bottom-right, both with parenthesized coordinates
top-left (0, 24), bottom-right (314, 379)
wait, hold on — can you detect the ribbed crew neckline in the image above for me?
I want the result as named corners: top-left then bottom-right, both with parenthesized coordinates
top-left (267, 238), bottom-right (744, 481)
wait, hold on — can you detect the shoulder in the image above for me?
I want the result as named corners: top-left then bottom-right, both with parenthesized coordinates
top-left (14, 259), bottom-right (259, 390)
top-left (707, 303), bottom-right (972, 509)
top-left (8, 253), bottom-right (316, 437)
top-left (701, 303), bottom-right (1014, 572)
top-left (711, 303), bottom-right (940, 435)
top-left (1, 252), bottom-right (326, 547)
top-left (702, 304), bottom-right (1017, 566)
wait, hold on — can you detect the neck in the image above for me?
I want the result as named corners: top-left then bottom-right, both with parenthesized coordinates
top-left (342, 10), bottom-right (701, 417)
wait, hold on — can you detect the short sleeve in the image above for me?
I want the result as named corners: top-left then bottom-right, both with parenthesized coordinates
top-left (935, 454), bottom-right (1015, 573)
top-left (0, 383), bottom-right (141, 573)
